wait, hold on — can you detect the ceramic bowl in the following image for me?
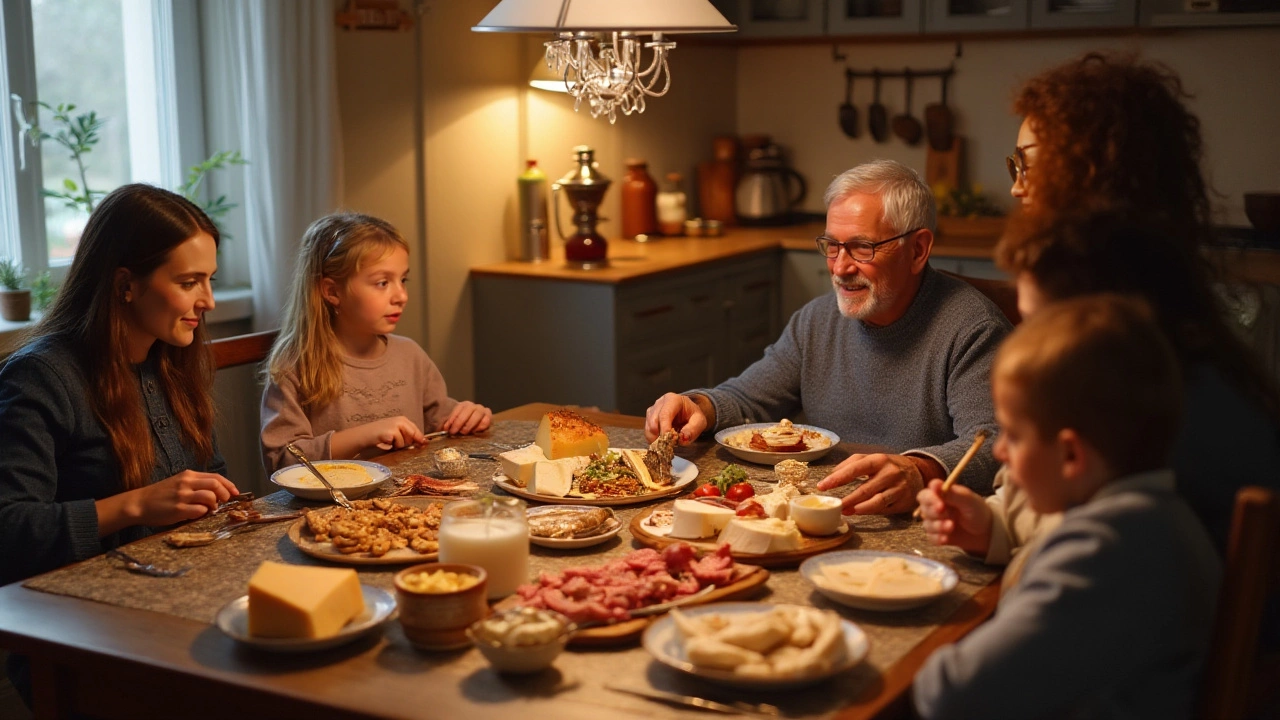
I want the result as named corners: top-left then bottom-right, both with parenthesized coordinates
top-left (269, 460), bottom-right (392, 501)
top-left (466, 607), bottom-right (573, 673)
top-left (394, 563), bottom-right (488, 650)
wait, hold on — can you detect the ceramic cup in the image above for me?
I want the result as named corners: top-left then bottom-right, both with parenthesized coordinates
top-left (394, 563), bottom-right (489, 651)
top-left (790, 495), bottom-right (844, 536)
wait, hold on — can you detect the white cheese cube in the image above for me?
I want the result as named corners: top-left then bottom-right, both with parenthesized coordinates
top-left (717, 518), bottom-right (803, 555)
top-left (498, 445), bottom-right (547, 488)
top-left (530, 457), bottom-right (587, 497)
top-left (755, 485), bottom-right (799, 520)
top-left (669, 499), bottom-right (736, 539)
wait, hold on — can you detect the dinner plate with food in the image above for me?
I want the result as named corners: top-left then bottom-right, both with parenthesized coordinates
top-left (632, 464), bottom-right (856, 567)
top-left (526, 505), bottom-right (622, 549)
top-left (287, 496), bottom-right (447, 565)
top-left (642, 602), bottom-right (868, 689)
top-left (215, 584), bottom-right (397, 653)
top-left (492, 409), bottom-right (697, 506)
top-left (715, 419), bottom-right (839, 465)
top-left (270, 459), bottom-right (393, 501)
top-left (800, 550), bottom-right (959, 611)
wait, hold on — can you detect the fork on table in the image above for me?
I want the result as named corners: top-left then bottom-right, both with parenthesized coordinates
top-left (106, 549), bottom-right (190, 578)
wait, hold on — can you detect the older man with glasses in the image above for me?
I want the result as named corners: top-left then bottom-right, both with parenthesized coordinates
top-left (644, 160), bottom-right (1011, 514)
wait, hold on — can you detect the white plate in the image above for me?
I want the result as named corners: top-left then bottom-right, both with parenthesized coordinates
top-left (269, 460), bottom-right (393, 502)
top-left (215, 585), bottom-right (397, 652)
top-left (493, 451), bottom-right (698, 507)
top-left (526, 505), bottom-right (623, 549)
top-left (642, 602), bottom-right (868, 690)
top-left (800, 550), bottom-right (958, 612)
top-left (714, 424), bottom-right (840, 466)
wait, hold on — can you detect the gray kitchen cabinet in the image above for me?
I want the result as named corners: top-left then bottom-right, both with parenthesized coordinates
top-left (782, 249), bottom-right (832, 323)
top-left (828, 0), bottom-right (925, 34)
top-left (714, 0), bottom-right (828, 38)
top-left (1030, 0), bottom-right (1137, 28)
top-left (473, 253), bottom-right (780, 415)
top-left (1140, 0), bottom-right (1280, 27)
top-left (925, 0), bottom-right (1029, 32)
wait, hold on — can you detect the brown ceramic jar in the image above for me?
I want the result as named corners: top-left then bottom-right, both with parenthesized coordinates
top-left (621, 159), bottom-right (659, 239)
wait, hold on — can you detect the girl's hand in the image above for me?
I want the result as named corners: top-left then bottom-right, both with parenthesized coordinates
top-left (916, 479), bottom-right (994, 556)
top-left (441, 402), bottom-right (492, 436)
top-left (130, 470), bottom-right (239, 527)
top-left (365, 416), bottom-right (428, 451)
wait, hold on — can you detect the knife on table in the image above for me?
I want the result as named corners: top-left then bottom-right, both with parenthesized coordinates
top-left (605, 684), bottom-right (779, 718)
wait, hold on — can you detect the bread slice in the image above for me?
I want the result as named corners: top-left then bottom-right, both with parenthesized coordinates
top-left (535, 409), bottom-right (609, 460)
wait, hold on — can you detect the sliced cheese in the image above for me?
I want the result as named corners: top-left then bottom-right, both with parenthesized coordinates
top-left (498, 445), bottom-right (548, 488)
top-left (669, 499), bottom-right (736, 539)
top-left (530, 457), bottom-right (587, 497)
top-left (717, 518), bottom-right (803, 555)
top-left (755, 484), bottom-right (799, 520)
top-left (248, 561), bottom-right (364, 639)
top-left (535, 409), bottom-right (609, 460)
top-left (621, 449), bottom-right (666, 491)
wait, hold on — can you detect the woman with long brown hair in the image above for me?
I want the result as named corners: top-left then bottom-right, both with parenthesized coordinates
top-left (0, 184), bottom-right (238, 587)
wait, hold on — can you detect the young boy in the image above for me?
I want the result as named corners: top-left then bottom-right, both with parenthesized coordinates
top-left (912, 295), bottom-right (1221, 720)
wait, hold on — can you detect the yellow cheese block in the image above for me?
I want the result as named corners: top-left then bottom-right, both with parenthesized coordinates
top-left (535, 409), bottom-right (609, 460)
top-left (248, 561), bottom-right (365, 639)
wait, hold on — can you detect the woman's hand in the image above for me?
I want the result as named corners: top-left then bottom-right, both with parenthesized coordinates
top-left (441, 402), bottom-right (492, 435)
top-left (98, 470), bottom-right (239, 535)
top-left (916, 479), bottom-right (994, 556)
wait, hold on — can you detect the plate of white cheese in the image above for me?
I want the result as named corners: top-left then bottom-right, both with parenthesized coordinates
top-left (492, 445), bottom-right (697, 507)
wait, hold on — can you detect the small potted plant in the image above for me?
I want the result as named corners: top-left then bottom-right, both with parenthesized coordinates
top-left (0, 258), bottom-right (31, 322)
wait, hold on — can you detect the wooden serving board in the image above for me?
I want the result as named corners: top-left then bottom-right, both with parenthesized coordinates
top-left (629, 503), bottom-right (858, 568)
top-left (494, 564), bottom-right (769, 647)
top-left (287, 497), bottom-right (444, 566)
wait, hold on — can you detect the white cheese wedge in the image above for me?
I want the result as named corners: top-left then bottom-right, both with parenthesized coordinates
top-left (497, 445), bottom-right (548, 488)
top-left (669, 499), bottom-right (736, 539)
top-left (755, 485), bottom-right (799, 520)
top-left (248, 561), bottom-right (365, 639)
top-left (530, 457), bottom-right (587, 497)
top-left (535, 410), bottom-right (609, 460)
top-left (717, 518), bottom-right (803, 555)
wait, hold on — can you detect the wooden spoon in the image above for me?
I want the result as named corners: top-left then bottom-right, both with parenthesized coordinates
top-left (868, 70), bottom-right (888, 143)
top-left (838, 68), bottom-right (858, 138)
top-left (892, 69), bottom-right (923, 146)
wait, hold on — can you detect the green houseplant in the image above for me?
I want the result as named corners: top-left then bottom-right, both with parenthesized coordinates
top-left (0, 258), bottom-right (31, 322)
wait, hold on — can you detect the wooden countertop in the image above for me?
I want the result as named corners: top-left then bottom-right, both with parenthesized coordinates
top-left (470, 222), bottom-right (1002, 285)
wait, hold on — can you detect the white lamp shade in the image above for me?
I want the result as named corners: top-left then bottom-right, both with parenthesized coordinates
top-left (473, 0), bottom-right (736, 33)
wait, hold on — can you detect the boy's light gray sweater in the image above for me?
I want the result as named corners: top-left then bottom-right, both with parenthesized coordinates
top-left (694, 267), bottom-right (1010, 493)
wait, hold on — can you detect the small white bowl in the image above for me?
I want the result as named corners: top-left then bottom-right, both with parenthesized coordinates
top-left (790, 495), bottom-right (844, 536)
top-left (466, 608), bottom-right (573, 673)
top-left (270, 460), bottom-right (392, 501)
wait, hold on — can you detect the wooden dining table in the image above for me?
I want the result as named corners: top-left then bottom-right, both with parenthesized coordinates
top-left (0, 403), bottom-right (1000, 720)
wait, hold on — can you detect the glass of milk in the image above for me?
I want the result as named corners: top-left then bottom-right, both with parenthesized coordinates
top-left (438, 495), bottom-right (530, 599)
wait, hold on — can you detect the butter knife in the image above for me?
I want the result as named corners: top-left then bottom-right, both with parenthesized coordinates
top-left (605, 684), bottom-right (779, 718)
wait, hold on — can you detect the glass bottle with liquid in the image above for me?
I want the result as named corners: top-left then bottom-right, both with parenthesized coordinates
top-left (621, 158), bottom-right (659, 240)
top-left (657, 172), bottom-right (688, 236)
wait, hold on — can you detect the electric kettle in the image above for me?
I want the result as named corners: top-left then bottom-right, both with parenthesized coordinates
top-left (735, 143), bottom-right (807, 225)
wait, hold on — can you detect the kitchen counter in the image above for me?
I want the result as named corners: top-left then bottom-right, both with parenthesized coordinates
top-left (470, 222), bottom-right (1002, 285)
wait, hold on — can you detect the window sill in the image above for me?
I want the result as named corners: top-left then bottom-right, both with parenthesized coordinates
top-left (0, 286), bottom-right (254, 357)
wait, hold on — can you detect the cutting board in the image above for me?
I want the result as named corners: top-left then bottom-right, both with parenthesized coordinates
top-left (926, 135), bottom-right (964, 191)
top-left (630, 503), bottom-right (858, 568)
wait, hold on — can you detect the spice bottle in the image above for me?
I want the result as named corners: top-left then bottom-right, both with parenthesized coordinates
top-left (657, 172), bottom-right (688, 236)
top-left (621, 158), bottom-right (659, 240)
top-left (516, 160), bottom-right (550, 262)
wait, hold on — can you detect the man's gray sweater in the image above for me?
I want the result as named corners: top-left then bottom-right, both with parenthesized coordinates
top-left (694, 267), bottom-right (1010, 493)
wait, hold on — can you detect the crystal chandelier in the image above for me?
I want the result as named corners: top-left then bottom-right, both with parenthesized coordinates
top-left (474, 0), bottom-right (736, 124)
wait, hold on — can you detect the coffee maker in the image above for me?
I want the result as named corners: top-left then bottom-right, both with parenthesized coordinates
top-left (552, 146), bottom-right (611, 267)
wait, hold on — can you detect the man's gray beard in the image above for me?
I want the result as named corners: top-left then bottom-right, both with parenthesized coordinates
top-left (832, 274), bottom-right (881, 320)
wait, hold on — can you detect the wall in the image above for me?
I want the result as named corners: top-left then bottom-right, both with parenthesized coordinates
top-left (737, 27), bottom-right (1280, 224)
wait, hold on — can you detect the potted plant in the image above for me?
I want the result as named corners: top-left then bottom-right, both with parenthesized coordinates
top-left (0, 258), bottom-right (31, 322)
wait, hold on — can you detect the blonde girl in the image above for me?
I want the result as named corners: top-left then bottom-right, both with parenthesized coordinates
top-left (260, 213), bottom-right (490, 473)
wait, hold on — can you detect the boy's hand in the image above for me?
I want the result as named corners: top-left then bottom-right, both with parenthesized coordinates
top-left (365, 416), bottom-right (427, 450)
top-left (916, 479), bottom-right (994, 556)
top-left (441, 402), bottom-right (492, 435)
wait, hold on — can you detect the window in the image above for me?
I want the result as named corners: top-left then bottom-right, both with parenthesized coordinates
top-left (1, 0), bottom-right (228, 285)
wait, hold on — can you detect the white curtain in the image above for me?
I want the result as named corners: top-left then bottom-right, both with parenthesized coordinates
top-left (200, 0), bottom-right (343, 331)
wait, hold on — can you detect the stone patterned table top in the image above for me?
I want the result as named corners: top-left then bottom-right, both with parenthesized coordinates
top-left (24, 420), bottom-right (1000, 719)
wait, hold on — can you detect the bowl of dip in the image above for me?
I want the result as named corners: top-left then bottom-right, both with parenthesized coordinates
top-left (800, 550), bottom-right (958, 611)
top-left (466, 607), bottom-right (573, 673)
top-left (269, 460), bottom-right (392, 501)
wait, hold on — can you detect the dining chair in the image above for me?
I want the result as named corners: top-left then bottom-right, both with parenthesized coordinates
top-left (1199, 485), bottom-right (1280, 720)
top-left (209, 329), bottom-right (278, 370)
top-left (937, 270), bottom-right (1021, 325)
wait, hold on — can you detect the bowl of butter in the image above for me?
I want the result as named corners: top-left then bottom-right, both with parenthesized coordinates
top-left (467, 607), bottom-right (572, 673)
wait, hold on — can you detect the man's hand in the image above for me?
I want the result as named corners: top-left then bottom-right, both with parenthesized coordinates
top-left (644, 393), bottom-right (712, 443)
top-left (916, 479), bottom-right (994, 556)
top-left (817, 453), bottom-right (941, 515)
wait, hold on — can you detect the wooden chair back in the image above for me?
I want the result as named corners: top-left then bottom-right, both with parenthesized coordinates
top-left (210, 330), bottom-right (278, 370)
top-left (938, 270), bottom-right (1021, 325)
top-left (1199, 485), bottom-right (1280, 719)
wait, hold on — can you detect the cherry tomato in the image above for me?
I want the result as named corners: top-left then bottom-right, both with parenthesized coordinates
top-left (693, 484), bottom-right (722, 498)
top-left (725, 483), bottom-right (755, 503)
